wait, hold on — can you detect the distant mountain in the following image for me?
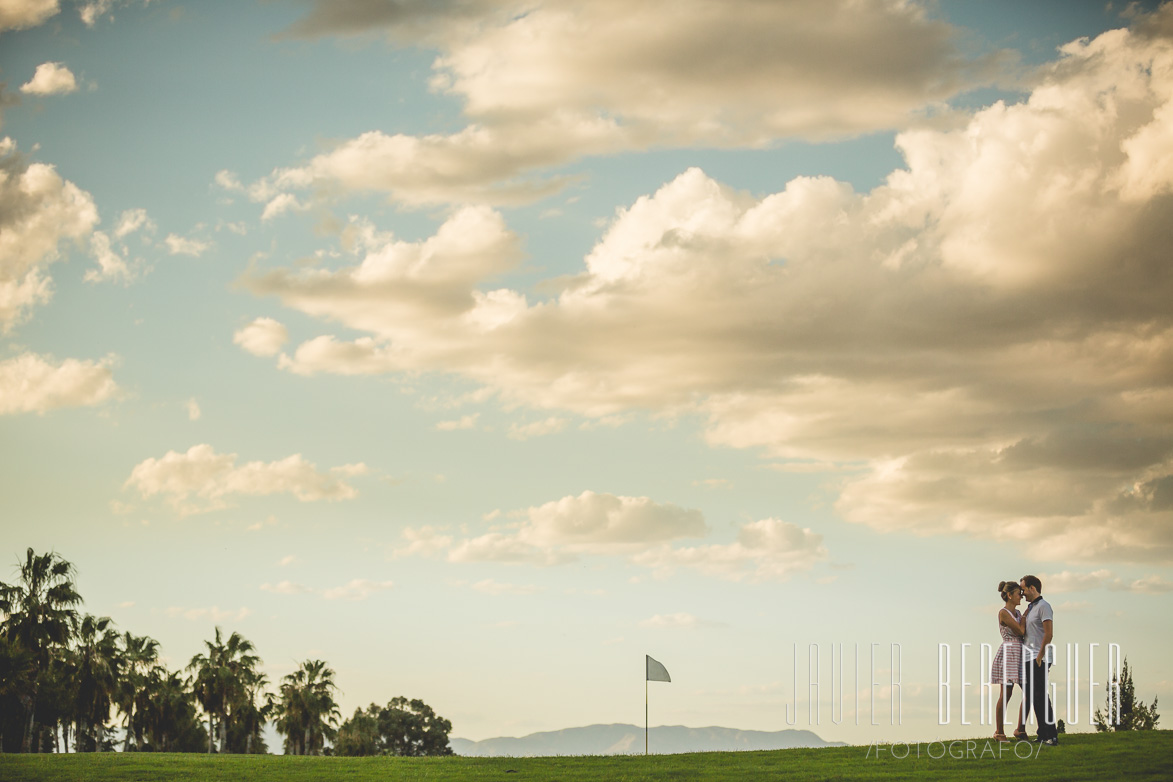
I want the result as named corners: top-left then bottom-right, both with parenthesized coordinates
top-left (449, 724), bottom-right (845, 756)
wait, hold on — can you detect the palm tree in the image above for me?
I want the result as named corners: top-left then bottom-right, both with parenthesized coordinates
top-left (69, 615), bottom-right (122, 751)
top-left (115, 631), bottom-right (159, 751)
top-left (0, 635), bottom-right (35, 752)
top-left (138, 666), bottom-right (207, 752)
top-left (274, 660), bottom-right (340, 755)
top-left (188, 627), bottom-right (261, 753)
top-left (0, 548), bottom-right (83, 752)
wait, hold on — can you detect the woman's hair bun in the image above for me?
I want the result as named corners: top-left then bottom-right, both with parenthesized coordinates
top-left (997, 580), bottom-right (1008, 593)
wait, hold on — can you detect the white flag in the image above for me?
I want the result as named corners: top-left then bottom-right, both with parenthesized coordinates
top-left (646, 655), bottom-right (671, 682)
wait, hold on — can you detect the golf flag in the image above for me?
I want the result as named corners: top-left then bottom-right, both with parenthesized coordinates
top-left (646, 655), bottom-right (671, 683)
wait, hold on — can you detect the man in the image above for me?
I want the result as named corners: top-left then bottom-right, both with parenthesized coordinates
top-left (1020, 575), bottom-right (1058, 745)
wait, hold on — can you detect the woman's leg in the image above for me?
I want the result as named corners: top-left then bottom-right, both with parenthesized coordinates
top-left (994, 684), bottom-right (1007, 735)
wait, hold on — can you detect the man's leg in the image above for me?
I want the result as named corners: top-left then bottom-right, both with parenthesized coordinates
top-left (1021, 661), bottom-right (1038, 733)
top-left (1038, 663), bottom-right (1058, 742)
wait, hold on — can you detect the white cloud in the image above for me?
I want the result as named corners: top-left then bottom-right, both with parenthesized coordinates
top-left (245, 15), bottom-right (1173, 563)
top-left (20, 62), bottom-right (78, 96)
top-left (436, 413), bottom-right (478, 431)
top-left (264, 0), bottom-right (999, 207)
top-left (633, 518), bottom-right (828, 582)
top-left (322, 578), bottom-right (394, 601)
top-left (84, 230), bottom-right (130, 282)
top-left (124, 443), bottom-right (361, 515)
top-left (0, 0), bottom-right (60, 32)
top-left (185, 398), bottom-right (201, 421)
top-left (392, 525), bottom-right (454, 558)
top-left (163, 233), bottom-right (210, 257)
top-left (78, 0), bottom-right (153, 28)
top-left (438, 491), bottom-right (708, 567)
top-left (214, 169), bottom-right (244, 192)
top-left (0, 141), bottom-right (99, 330)
top-left (114, 207), bottom-right (154, 239)
top-left (640, 612), bottom-right (722, 629)
top-left (260, 580), bottom-right (312, 595)
top-left (0, 352), bottom-right (117, 414)
top-left (471, 579), bottom-right (541, 596)
top-left (508, 416), bottom-right (566, 440)
top-left (247, 514), bottom-right (279, 531)
top-left (165, 605), bottom-right (251, 623)
top-left (1042, 570), bottom-right (1173, 595)
top-left (260, 192), bottom-right (306, 221)
top-left (233, 317), bottom-right (288, 357)
top-left (278, 555), bottom-right (297, 566)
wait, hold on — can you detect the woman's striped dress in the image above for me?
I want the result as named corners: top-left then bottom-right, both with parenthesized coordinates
top-left (990, 608), bottom-right (1023, 685)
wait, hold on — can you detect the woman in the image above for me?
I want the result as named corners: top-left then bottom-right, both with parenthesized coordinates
top-left (991, 579), bottom-right (1027, 741)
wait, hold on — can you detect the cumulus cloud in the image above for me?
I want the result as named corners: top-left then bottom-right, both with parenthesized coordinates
top-left (20, 62), bottom-right (78, 96)
top-left (640, 612), bottom-right (725, 629)
top-left (78, 0), bottom-right (154, 28)
top-left (322, 578), bottom-right (394, 601)
top-left (260, 580), bottom-right (313, 595)
top-left (245, 15), bottom-right (1173, 563)
top-left (471, 578), bottom-right (541, 596)
top-left (508, 416), bottom-right (566, 440)
top-left (84, 230), bottom-right (130, 282)
top-left (392, 525), bottom-right (454, 558)
top-left (114, 207), bottom-right (154, 239)
top-left (233, 317), bottom-right (288, 357)
top-left (185, 398), bottom-right (201, 421)
top-left (124, 443), bottom-right (362, 515)
top-left (256, 0), bottom-right (1003, 208)
top-left (436, 413), bottom-right (478, 431)
top-left (163, 233), bottom-right (211, 257)
top-left (165, 605), bottom-right (251, 623)
top-left (0, 141), bottom-right (99, 330)
top-left (0, 352), bottom-right (117, 414)
top-left (634, 518), bottom-right (828, 582)
top-left (1042, 570), bottom-right (1173, 594)
top-left (409, 491), bottom-right (707, 567)
top-left (0, 0), bottom-right (60, 32)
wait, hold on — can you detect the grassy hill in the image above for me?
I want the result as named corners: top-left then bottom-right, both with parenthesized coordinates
top-left (1, 730), bottom-right (1170, 781)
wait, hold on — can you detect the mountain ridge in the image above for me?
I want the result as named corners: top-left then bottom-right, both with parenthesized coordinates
top-left (449, 723), bottom-right (845, 756)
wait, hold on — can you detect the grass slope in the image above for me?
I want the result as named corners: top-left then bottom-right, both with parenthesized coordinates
top-left (1, 731), bottom-right (1170, 781)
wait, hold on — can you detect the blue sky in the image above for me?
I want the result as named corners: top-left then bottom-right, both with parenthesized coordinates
top-left (3, 0), bottom-right (1173, 746)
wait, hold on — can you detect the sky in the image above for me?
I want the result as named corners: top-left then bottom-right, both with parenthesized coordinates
top-left (2, 0), bottom-right (1173, 748)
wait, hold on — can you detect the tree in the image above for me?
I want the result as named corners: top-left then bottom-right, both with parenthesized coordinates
top-left (137, 666), bottom-right (208, 752)
top-left (188, 627), bottom-right (262, 753)
top-left (0, 549), bottom-right (83, 752)
top-left (1095, 657), bottom-right (1161, 731)
top-left (334, 705), bottom-right (380, 756)
top-left (116, 631), bottom-right (159, 751)
top-left (69, 615), bottom-right (122, 751)
top-left (274, 659), bottom-right (340, 755)
top-left (377, 697), bottom-right (454, 757)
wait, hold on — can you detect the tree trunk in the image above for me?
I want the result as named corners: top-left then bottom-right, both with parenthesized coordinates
top-left (207, 715), bottom-right (214, 754)
top-left (123, 705), bottom-right (132, 752)
top-left (304, 726), bottom-right (310, 756)
top-left (219, 711), bottom-right (228, 753)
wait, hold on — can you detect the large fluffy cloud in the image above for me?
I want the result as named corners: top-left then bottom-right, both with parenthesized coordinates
top-left (125, 444), bottom-right (365, 515)
top-left (246, 15), bottom-right (1173, 562)
top-left (0, 352), bottom-right (117, 414)
top-left (20, 62), bottom-right (78, 96)
top-left (0, 140), bottom-right (99, 331)
top-left (401, 491), bottom-right (707, 565)
top-left (261, 0), bottom-right (998, 206)
top-left (634, 518), bottom-right (828, 582)
top-left (0, 0), bottom-right (59, 32)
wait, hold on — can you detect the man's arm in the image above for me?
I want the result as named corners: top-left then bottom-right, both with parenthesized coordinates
top-left (1037, 619), bottom-right (1053, 664)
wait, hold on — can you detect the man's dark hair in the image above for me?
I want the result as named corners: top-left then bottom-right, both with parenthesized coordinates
top-left (1022, 574), bottom-right (1042, 592)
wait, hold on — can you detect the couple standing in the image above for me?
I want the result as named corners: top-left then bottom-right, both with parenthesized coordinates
top-left (990, 575), bottom-right (1059, 746)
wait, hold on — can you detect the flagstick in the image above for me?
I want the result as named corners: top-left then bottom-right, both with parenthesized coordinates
top-left (645, 678), bottom-right (649, 755)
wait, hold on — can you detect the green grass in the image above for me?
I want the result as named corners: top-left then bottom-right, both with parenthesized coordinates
top-left (2, 731), bottom-right (1171, 781)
